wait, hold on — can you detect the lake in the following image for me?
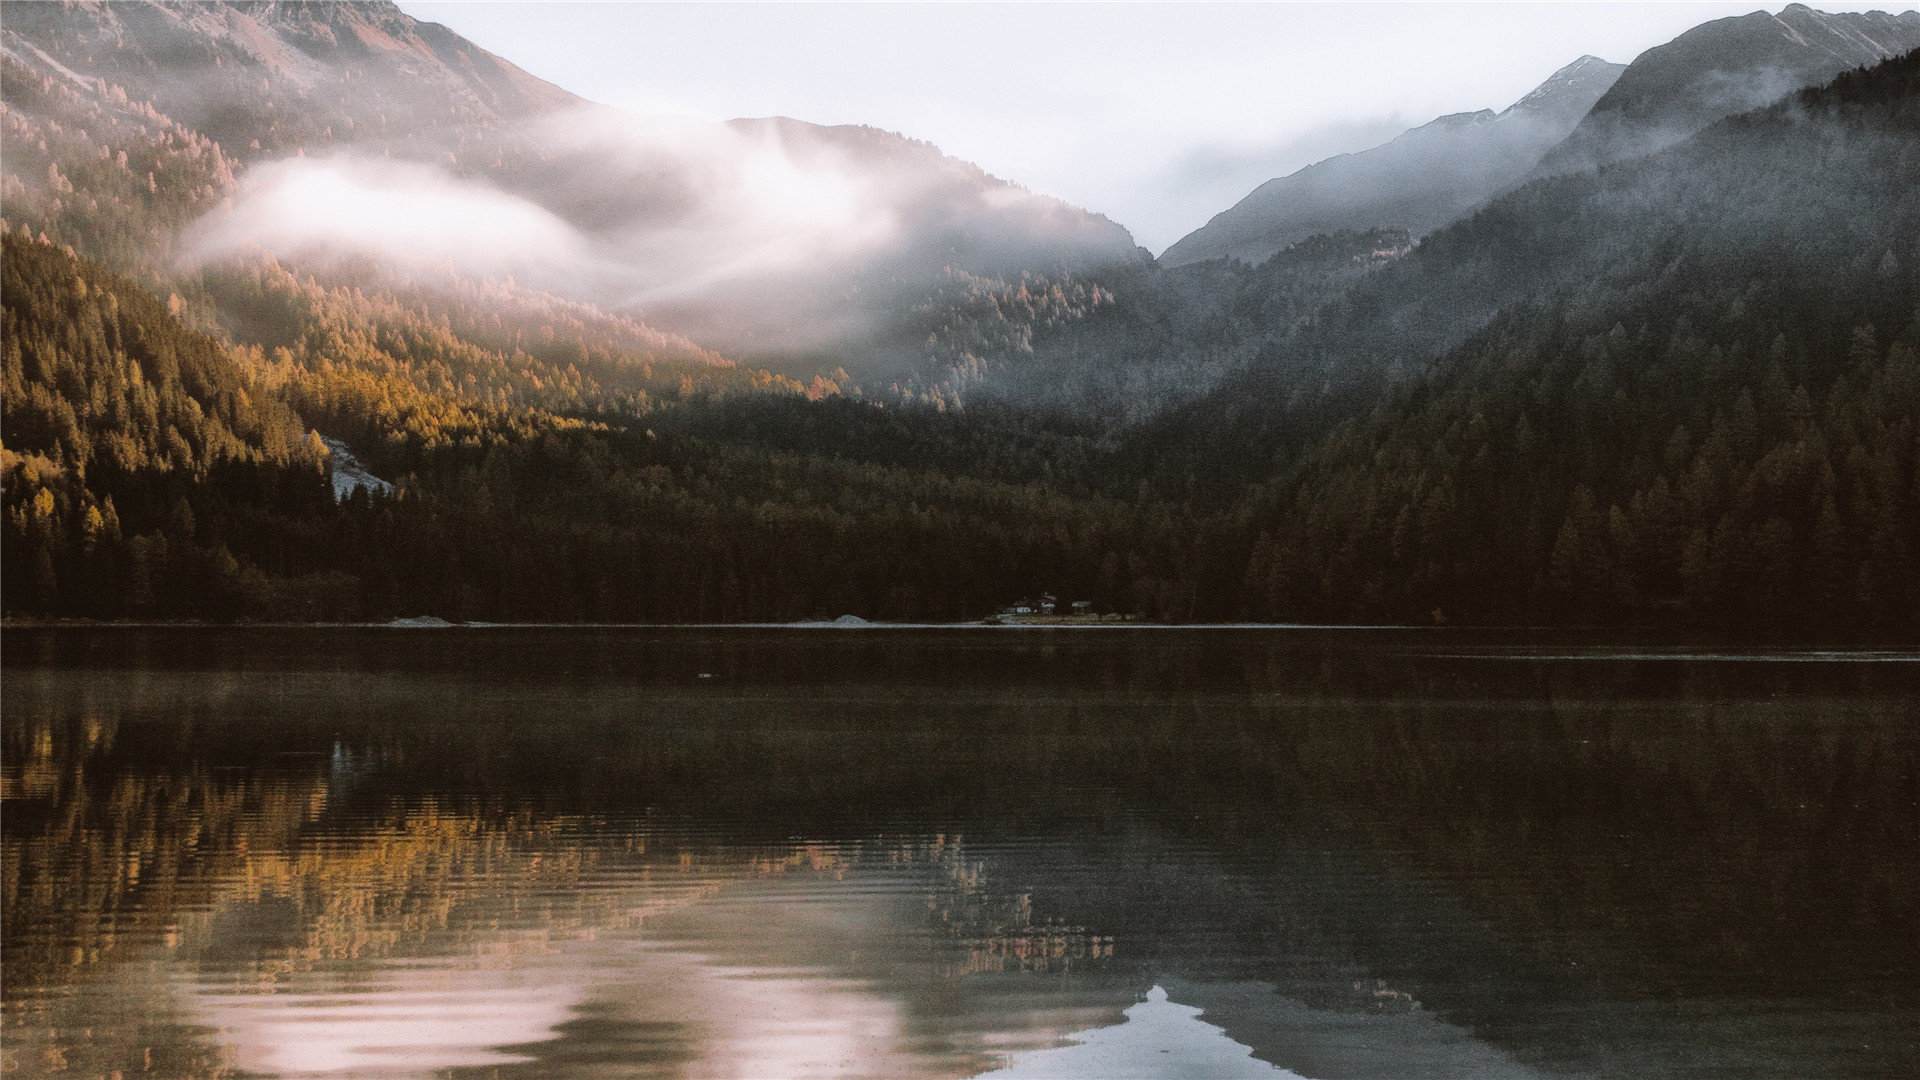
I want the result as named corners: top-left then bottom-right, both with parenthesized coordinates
top-left (3, 626), bottom-right (1916, 1079)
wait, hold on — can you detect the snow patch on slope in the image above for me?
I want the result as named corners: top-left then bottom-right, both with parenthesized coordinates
top-left (320, 435), bottom-right (393, 502)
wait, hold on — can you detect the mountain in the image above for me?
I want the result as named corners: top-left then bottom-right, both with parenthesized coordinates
top-left (905, 228), bottom-right (1414, 422)
top-left (3, 4), bottom-right (1912, 631)
top-left (1159, 55), bottom-right (1624, 268)
top-left (0, 0), bottom-right (580, 163)
top-left (1130, 48), bottom-right (1920, 623)
top-left (1531, 3), bottom-right (1920, 178)
top-left (575, 115), bottom-right (1145, 362)
top-left (0, 0), bottom-right (1142, 371)
top-left (1146, 43), bottom-right (1920, 483)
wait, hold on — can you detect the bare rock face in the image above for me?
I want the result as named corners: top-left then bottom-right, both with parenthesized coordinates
top-left (1530, 4), bottom-right (1920, 179)
top-left (1161, 55), bottom-right (1625, 269)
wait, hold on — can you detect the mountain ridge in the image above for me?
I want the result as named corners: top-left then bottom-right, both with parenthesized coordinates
top-left (0, 0), bottom-right (1143, 370)
top-left (0, 0), bottom-right (582, 161)
top-left (1531, 2), bottom-right (1920, 177)
top-left (1159, 54), bottom-right (1625, 268)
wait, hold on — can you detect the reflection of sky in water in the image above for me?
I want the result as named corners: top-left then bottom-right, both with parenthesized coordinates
top-left (188, 978), bottom-right (583, 1075)
top-left (163, 859), bottom-right (1137, 1079)
top-left (980, 986), bottom-right (1305, 1079)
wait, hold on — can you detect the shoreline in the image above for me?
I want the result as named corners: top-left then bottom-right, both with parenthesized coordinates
top-left (0, 617), bottom-right (1441, 631)
top-left (3, 618), bottom-right (1914, 652)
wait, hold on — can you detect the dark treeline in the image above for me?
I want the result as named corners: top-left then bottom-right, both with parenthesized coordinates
top-left (1236, 307), bottom-right (1918, 625)
top-left (1, 235), bottom-right (1197, 623)
top-left (8, 224), bottom-right (1912, 631)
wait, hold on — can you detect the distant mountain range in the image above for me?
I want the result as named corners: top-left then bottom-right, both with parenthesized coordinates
top-left (1160, 55), bottom-right (1625, 268)
top-left (1167, 3), bottom-right (1920, 270)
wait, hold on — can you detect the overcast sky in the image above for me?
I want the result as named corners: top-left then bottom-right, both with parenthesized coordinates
top-left (395, 2), bottom-right (1912, 252)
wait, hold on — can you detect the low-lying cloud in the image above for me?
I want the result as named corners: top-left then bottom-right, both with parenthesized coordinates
top-left (506, 107), bottom-right (905, 303)
top-left (184, 156), bottom-right (596, 282)
top-left (183, 109), bottom-right (905, 304)
top-left (181, 103), bottom-right (1135, 354)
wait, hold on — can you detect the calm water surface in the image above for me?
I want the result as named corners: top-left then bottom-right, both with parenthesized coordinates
top-left (3, 627), bottom-right (1916, 1079)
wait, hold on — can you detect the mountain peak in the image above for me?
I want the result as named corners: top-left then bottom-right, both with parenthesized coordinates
top-left (1505, 54), bottom-right (1627, 119)
top-left (1532, 5), bottom-right (1920, 178)
top-left (1556, 54), bottom-right (1622, 76)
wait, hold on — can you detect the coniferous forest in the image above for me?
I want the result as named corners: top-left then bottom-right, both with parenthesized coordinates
top-left (2, 5), bottom-right (1916, 634)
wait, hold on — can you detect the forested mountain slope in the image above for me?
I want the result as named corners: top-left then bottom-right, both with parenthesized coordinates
top-left (2, 232), bottom-right (339, 615)
top-left (913, 229), bottom-right (1413, 421)
top-left (1134, 45), bottom-right (1920, 493)
top-left (0, 234), bottom-right (1202, 623)
top-left (0, 0), bottom-right (750, 405)
top-left (1212, 50), bottom-right (1920, 625)
top-left (1162, 56), bottom-right (1624, 268)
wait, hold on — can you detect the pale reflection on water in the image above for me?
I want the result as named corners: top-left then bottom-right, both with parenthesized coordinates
top-left (3, 627), bottom-right (1917, 1079)
top-left (978, 987), bottom-right (1308, 1079)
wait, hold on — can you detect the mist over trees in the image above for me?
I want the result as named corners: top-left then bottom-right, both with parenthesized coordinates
top-left (1, 1), bottom-right (1915, 634)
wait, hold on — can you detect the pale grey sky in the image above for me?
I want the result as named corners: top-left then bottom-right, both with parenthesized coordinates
top-left (396, 2), bottom-right (1912, 252)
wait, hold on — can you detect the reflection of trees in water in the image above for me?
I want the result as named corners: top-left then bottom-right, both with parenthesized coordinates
top-left (1194, 682), bottom-right (1920, 1078)
top-left (1, 705), bottom-right (1121, 1075)
top-left (3, 706), bottom-right (314, 1078)
top-left (901, 834), bottom-right (1113, 976)
top-left (11, 658), bottom-right (1913, 1006)
top-left (5, 636), bottom-right (1915, 1075)
top-left (4, 709), bottom-right (316, 991)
